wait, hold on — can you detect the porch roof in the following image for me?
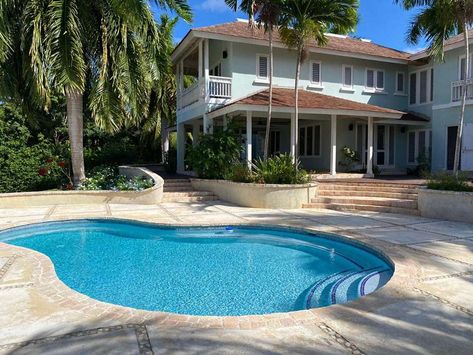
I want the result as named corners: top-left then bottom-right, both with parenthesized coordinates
top-left (208, 88), bottom-right (411, 120)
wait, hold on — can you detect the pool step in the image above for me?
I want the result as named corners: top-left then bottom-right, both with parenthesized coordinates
top-left (162, 179), bottom-right (218, 203)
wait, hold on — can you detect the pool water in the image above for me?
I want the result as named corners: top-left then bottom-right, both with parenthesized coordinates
top-left (0, 220), bottom-right (393, 316)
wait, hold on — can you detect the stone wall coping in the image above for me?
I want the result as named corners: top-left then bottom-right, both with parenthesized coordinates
top-left (190, 178), bottom-right (317, 189)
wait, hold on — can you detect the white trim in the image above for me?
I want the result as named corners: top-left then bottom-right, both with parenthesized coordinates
top-left (342, 64), bottom-right (354, 89)
top-left (433, 99), bottom-right (473, 110)
top-left (340, 88), bottom-right (355, 93)
top-left (309, 60), bottom-right (322, 86)
top-left (364, 68), bottom-right (385, 92)
top-left (409, 37), bottom-right (473, 61)
top-left (256, 53), bottom-right (269, 81)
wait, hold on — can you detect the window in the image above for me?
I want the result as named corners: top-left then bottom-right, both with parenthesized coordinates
top-left (459, 54), bottom-right (473, 80)
top-left (257, 54), bottom-right (268, 80)
top-left (430, 68), bottom-right (434, 101)
top-left (342, 65), bottom-right (353, 88)
top-left (396, 72), bottom-right (405, 93)
top-left (310, 61), bottom-right (322, 85)
top-left (365, 69), bottom-right (384, 91)
top-left (299, 125), bottom-right (321, 157)
top-left (420, 70), bottom-right (428, 103)
top-left (270, 131), bottom-right (280, 155)
top-left (407, 129), bottom-right (432, 164)
top-left (409, 73), bottom-right (417, 104)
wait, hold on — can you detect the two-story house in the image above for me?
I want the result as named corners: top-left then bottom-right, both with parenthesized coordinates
top-left (171, 19), bottom-right (473, 176)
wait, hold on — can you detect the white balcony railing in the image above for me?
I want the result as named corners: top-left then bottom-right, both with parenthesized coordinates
top-left (208, 76), bottom-right (232, 99)
top-left (177, 76), bottom-right (232, 110)
top-left (452, 78), bottom-right (473, 102)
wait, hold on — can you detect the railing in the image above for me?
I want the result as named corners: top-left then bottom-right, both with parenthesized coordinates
top-left (177, 76), bottom-right (232, 110)
top-left (209, 76), bottom-right (232, 99)
top-left (452, 78), bottom-right (473, 102)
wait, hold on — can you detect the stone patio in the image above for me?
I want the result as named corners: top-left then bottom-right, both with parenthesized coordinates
top-left (0, 201), bottom-right (472, 354)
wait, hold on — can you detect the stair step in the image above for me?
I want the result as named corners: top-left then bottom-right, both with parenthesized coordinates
top-left (163, 186), bottom-right (195, 192)
top-left (316, 182), bottom-right (421, 189)
top-left (317, 185), bottom-right (418, 194)
top-left (312, 197), bottom-right (417, 209)
top-left (163, 191), bottom-right (215, 197)
top-left (162, 195), bottom-right (218, 203)
top-left (318, 190), bottom-right (418, 199)
top-left (303, 202), bottom-right (420, 215)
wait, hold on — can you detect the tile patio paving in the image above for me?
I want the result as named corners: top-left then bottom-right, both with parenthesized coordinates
top-left (0, 200), bottom-right (472, 354)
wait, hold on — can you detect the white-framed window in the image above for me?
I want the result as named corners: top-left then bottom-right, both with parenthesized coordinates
top-left (310, 60), bottom-right (322, 86)
top-left (256, 54), bottom-right (269, 81)
top-left (407, 129), bottom-right (432, 164)
top-left (459, 54), bottom-right (473, 80)
top-left (396, 72), bottom-right (405, 93)
top-left (408, 68), bottom-right (433, 105)
top-left (342, 65), bottom-right (353, 89)
top-left (270, 131), bottom-right (281, 155)
top-left (365, 69), bottom-right (385, 91)
top-left (299, 125), bottom-right (321, 157)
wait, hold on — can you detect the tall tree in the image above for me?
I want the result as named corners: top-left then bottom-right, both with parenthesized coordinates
top-left (225, 0), bottom-right (281, 160)
top-left (395, 0), bottom-right (473, 176)
top-left (0, 0), bottom-right (191, 185)
top-left (278, 0), bottom-right (358, 162)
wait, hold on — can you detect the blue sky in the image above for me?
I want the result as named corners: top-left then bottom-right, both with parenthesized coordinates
top-left (154, 0), bottom-right (427, 53)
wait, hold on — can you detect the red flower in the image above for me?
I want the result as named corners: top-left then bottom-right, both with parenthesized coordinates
top-left (38, 167), bottom-right (48, 176)
top-left (57, 161), bottom-right (66, 168)
top-left (63, 183), bottom-right (74, 190)
top-left (46, 158), bottom-right (53, 164)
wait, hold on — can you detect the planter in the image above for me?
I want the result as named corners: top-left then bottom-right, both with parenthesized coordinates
top-left (418, 189), bottom-right (473, 223)
top-left (191, 179), bottom-right (317, 209)
top-left (0, 166), bottom-right (164, 207)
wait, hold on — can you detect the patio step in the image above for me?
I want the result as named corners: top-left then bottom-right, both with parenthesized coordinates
top-left (317, 190), bottom-right (418, 199)
top-left (311, 196), bottom-right (418, 209)
top-left (303, 202), bottom-right (420, 215)
top-left (162, 179), bottom-right (218, 203)
top-left (317, 184), bottom-right (419, 193)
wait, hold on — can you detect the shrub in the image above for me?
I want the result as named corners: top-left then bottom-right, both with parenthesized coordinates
top-left (339, 146), bottom-right (359, 172)
top-left (253, 154), bottom-right (310, 184)
top-left (427, 172), bottom-right (473, 192)
top-left (187, 127), bottom-right (242, 179)
top-left (224, 162), bottom-right (255, 183)
top-left (78, 166), bottom-right (153, 191)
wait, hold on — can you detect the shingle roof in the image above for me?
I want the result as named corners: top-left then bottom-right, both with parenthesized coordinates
top-left (211, 88), bottom-right (405, 116)
top-left (194, 21), bottom-right (410, 61)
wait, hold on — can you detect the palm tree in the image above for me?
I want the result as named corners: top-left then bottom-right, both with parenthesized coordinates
top-left (0, 0), bottom-right (191, 185)
top-left (279, 0), bottom-right (358, 162)
top-left (395, 0), bottom-right (473, 176)
top-left (225, 0), bottom-right (281, 160)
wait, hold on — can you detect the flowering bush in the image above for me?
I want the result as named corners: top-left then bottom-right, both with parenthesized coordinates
top-left (339, 146), bottom-right (359, 172)
top-left (78, 166), bottom-right (154, 191)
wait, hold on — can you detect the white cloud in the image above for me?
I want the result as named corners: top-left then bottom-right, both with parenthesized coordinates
top-left (403, 46), bottom-right (426, 54)
top-left (199, 0), bottom-right (229, 13)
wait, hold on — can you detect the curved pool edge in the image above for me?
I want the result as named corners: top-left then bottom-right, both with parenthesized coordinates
top-left (0, 217), bottom-right (414, 330)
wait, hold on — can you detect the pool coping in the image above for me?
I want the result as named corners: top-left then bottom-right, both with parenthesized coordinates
top-left (0, 217), bottom-right (423, 330)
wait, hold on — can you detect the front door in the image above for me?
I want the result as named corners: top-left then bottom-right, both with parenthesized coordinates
top-left (447, 126), bottom-right (459, 170)
top-left (356, 124), bottom-right (395, 168)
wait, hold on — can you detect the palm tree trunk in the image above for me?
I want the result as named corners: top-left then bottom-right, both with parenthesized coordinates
top-left (263, 26), bottom-right (274, 160)
top-left (294, 47), bottom-right (302, 168)
top-left (454, 23), bottom-right (469, 176)
top-left (66, 92), bottom-right (86, 186)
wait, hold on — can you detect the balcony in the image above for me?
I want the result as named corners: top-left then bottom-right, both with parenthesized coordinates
top-left (177, 76), bottom-right (232, 110)
top-left (451, 79), bottom-right (473, 102)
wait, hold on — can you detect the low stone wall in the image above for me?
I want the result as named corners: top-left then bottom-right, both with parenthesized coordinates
top-left (191, 179), bottom-right (317, 209)
top-left (0, 166), bottom-right (164, 207)
top-left (418, 189), bottom-right (473, 223)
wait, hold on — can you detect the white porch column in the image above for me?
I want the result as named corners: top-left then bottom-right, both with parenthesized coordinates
top-left (290, 113), bottom-right (296, 163)
top-left (203, 113), bottom-right (213, 134)
top-left (204, 39), bottom-right (210, 102)
top-left (198, 40), bottom-right (203, 81)
top-left (330, 114), bottom-right (337, 176)
top-left (179, 61), bottom-right (184, 92)
top-left (223, 115), bottom-right (228, 130)
top-left (367, 116), bottom-right (374, 177)
top-left (246, 111), bottom-right (253, 166)
top-left (177, 123), bottom-right (186, 174)
top-left (192, 120), bottom-right (201, 146)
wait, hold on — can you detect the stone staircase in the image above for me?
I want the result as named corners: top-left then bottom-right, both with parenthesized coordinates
top-left (162, 178), bottom-right (218, 203)
top-left (303, 180), bottom-right (422, 215)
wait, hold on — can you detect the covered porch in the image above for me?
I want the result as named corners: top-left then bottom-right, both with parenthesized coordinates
top-left (177, 88), bottom-right (429, 176)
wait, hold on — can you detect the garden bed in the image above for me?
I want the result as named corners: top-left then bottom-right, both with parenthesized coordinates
top-left (191, 179), bottom-right (317, 209)
top-left (418, 189), bottom-right (473, 223)
top-left (0, 166), bottom-right (163, 207)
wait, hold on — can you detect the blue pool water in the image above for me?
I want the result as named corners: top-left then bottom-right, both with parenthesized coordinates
top-left (0, 220), bottom-right (393, 316)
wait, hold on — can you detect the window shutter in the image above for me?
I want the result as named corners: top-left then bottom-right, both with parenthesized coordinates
top-left (376, 71), bottom-right (384, 89)
top-left (366, 70), bottom-right (374, 88)
top-left (312, 62), bottom-right (321, 84)
top-left (258, 56), bottom-right (268, 79)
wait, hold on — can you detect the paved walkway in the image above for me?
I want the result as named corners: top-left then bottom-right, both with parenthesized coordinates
top-left (0, 201), bottom-right (472, 354)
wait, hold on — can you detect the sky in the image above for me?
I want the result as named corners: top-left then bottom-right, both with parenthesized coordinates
top-left (153, 0), bottom-right (427, 53)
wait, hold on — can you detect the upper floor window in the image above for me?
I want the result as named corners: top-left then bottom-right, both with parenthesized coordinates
top-left (310, 61), bottom-right (322, 86)
top-left (459, 54), bottom-right (473, 80)
top-left (257, 54), bottom-right (269, 81)
top-left (365, 69), bottom-right (385, 91)
top-left (396, 72), bottom-right (405, 93)
top-left (342, 65), bottom-right (353, 89)
top-left (409, 68), bottom-right (433, 105)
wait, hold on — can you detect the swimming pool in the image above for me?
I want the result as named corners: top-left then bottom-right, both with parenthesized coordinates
top-left (0, 219), bottom-right (393, 316)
